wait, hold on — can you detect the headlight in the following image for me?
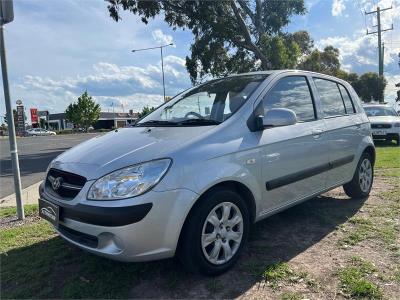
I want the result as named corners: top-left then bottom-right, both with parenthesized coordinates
top-left (87, 159), bottom-right (171, 200)
top-left (394, 123), bottom-right (400, 127)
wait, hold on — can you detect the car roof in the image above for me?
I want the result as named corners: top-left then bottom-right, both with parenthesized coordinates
top-left (227, 70), bottom-right (349, 84)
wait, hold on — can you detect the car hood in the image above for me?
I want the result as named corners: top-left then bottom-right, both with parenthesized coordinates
top-left (51, 126), bottom-right (213, 180)
top-left (368, 116), bottom-right (400, 123)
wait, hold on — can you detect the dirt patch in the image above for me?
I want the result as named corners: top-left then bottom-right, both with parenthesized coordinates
top-left (127, 176), bottom-right (399, 299)
top-left (0, 215), bottom-right (41, 229)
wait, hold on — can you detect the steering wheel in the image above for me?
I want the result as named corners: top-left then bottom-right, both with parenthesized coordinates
top-left (184, 111), bottom-right (203, 119)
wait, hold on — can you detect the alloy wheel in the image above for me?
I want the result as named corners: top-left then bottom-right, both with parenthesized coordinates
top-left (201, 202), bottom-right (244, 265)
top-left (359, 158), bottom-right (372, 193)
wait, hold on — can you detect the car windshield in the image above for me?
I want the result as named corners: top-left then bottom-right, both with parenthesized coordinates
top-left (137, 74), bottom-right (268, 126)
top-left (364, 106), bottom-right (398, 117)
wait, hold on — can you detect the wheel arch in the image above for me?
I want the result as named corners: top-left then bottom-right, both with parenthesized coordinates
top-left (363, 145), bottom-right (376, 166)
top-left (176, 180), bottom-right (257, 253)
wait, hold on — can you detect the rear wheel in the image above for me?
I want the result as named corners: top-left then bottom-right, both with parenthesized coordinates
top-left (178, 187), bottom-right (249, 275)
top-left (343, 152), bottom-right (374, 199)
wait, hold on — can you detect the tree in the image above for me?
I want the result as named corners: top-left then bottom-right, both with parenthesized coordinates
top-left (65, 91), bottom-right (101, 131)
top-left (39, 118), bottom-right (46, 129)
top-left (138, 106), bottom-right (156, 118)
top-left (355, 73), bottom-right (387, 103)
top-left (299, 46), bottom-right (341, 76)
top-left (107, 0), bottom-right (306, 83)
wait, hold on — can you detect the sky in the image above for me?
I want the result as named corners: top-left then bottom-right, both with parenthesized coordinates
top-left (0, 0), bottom-right (399, 122)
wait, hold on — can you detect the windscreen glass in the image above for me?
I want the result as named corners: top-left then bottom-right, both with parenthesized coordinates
top-left (137, 74), bottom-right (268, 126)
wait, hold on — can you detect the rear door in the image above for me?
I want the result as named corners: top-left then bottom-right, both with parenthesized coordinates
top-left (256, 75), bottom-right (330, 213)
top-left (312, 78), bottom-right (360, 188)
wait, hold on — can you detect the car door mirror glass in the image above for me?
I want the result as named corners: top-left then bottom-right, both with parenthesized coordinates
top-left (257, 108), bottom-right (297, 130)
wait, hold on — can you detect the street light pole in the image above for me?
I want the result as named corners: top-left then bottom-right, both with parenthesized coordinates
top-left (0, 0), bottom-right (24, 220)
top-left (132, 43), bottom-right (173, 102)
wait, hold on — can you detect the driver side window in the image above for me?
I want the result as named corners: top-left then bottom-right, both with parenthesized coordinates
top-left (261, 76), bottom-right (316, 122)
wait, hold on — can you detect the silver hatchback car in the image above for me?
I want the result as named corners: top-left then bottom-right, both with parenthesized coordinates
top-left (39, 70), bottom-right (375, 275)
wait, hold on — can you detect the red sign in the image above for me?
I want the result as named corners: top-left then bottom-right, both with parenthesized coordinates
top-left (30, 108), bottom-right (38, 123)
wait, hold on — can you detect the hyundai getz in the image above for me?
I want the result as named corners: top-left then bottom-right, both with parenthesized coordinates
top-left (39, 70), bottom-right (375, 275)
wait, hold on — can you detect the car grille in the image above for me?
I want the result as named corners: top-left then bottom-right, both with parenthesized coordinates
top-left (371, 123), bottom-right (392, 129)
top-left (46, 169), bottom-right (86, 199)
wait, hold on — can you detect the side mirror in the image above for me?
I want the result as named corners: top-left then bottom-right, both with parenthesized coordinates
top-left (256, 108), bottom-right (297, 130)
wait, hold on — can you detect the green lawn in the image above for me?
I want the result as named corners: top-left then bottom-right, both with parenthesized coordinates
top-left (374, 146), bottom-right (400, 170)
top-left (1, 146), bottom-right (399, 299)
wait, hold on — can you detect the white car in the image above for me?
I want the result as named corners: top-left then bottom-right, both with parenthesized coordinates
top-left (26, 128), bottom-right (57, 136)
top-left (363, 104), bottom-right (400, 146)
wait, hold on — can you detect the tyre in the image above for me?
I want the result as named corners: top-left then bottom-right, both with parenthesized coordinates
top-left (343, 152), bottom-right (374, 199)
top-left (178, 187), bottom-right (250, 275)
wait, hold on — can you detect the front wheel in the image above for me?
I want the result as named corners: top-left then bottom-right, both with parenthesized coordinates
top-left (343, 152), bottom-right (374, 199)
top-left (178, 187), bottom-right (250, 275)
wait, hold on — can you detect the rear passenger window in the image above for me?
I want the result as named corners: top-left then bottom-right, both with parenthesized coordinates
top-left (262, 76), bottom-right (315, 122)
top-left (338, 84), bottom-right (355, 114)
top-left (314, 78), bottom-right (346, 117)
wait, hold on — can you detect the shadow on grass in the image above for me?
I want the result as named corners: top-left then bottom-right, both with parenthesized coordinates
top-left (1, 193), bottom-right (366, 299)
top-left (374, 140), bottom-right (398, 148)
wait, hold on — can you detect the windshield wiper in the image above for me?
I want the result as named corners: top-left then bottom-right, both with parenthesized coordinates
top-left (137, 120), bottom-right (178, 126)
top-left (177, 119), bottom-right (221, 126)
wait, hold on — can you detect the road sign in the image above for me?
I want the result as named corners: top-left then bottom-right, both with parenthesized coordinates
top-left (16, 99), bottom-right (22, 105)
top-left (0, 0), bottom-right (13, 25)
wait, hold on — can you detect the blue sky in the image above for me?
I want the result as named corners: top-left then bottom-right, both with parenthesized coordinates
top-left (1, 0), bottom-right (399, 121)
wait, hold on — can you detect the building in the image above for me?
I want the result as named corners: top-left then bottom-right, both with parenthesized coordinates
top-left (47, 111), bottom-right (139, 131)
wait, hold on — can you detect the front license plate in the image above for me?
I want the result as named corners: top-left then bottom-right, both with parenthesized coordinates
top-left (39, 198), bottom-right (59, 227)
top-left (372, 130), bottom-right (386, 136)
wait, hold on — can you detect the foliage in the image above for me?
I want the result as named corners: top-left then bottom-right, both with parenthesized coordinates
top-left (138, 105), bottom-right (156, 118)
top-left (299, 46), bottom-right (340, 76)
top-left (65, 91), bottom-right (101, 130)
top-left (39, 118), bottom-right (46, 129)
top-left (339, 72), bottom-right (387, 102)
top-left (107, 0), bottom-right (306, 83)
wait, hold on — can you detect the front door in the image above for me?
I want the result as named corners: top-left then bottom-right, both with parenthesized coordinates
top-left (256, 75), bottom-right (330, 213)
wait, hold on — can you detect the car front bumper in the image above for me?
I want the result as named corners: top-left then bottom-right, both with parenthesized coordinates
top-left (39, 183), bottom-right (198, 262)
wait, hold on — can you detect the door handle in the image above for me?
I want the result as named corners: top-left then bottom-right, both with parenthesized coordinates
top-left (312, 129), bottom-right (324, 139)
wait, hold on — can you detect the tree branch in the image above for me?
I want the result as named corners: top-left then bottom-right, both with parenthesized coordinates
top-left (237, 0), bottom-right (256, 25)
top-left (230, 0), bottom-right (270, 69)
top-left (255, 0), bottom-right (264, 34)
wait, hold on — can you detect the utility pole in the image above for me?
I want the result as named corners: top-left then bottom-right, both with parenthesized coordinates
top-left (0, 0), bottom-right (24, 219)
top-left (366, 6), bottom-right (393, 102)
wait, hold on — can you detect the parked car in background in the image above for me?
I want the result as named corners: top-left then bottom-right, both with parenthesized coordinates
top-left (363, 104), bottom-right (400, 146)
top-left (26, 128), bottom-right (57, 136)
top-left (39, 70), bottom-right (375, 275)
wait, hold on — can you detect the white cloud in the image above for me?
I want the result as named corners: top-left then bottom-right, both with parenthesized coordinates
top-left (385, 74), bottom-right (400, 106)
top-left (152, 29), bottom-right (175, 46)
top-left (12, 57), bottom-right (191, 115)
top-left (332, 0), bottom-right (346, 16)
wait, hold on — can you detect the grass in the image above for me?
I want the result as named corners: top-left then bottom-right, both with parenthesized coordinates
top-left (374, 147), bottom-right (400, 170)
top-left (262, 262), bottom-right (308, 290)
top-left (280, 291), bottom-right (303, 300)
top-left (338, 257), bottom-right (382, 299)
top-left (0, 204), bottom-right (38, 218)
top-left (0, 219), bottom-right (161, 298)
